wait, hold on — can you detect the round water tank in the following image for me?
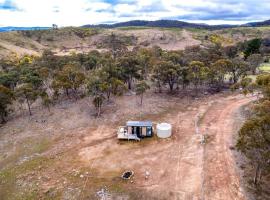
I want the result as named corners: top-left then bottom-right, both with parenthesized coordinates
top-left (157, 123), bottom-right (172, 138)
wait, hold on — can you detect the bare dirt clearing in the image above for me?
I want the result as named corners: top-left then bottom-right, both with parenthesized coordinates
top-left (0, 92), bottom-right (255, 199)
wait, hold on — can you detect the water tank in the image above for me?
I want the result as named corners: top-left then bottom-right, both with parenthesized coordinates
top-left (157, 123), bottom-right (172, 138)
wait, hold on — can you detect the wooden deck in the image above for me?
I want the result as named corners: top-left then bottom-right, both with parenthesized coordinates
top-left (117, 126), bottom-right (141, 141)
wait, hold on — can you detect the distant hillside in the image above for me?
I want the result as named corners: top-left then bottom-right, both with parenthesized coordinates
top-left (245, 19), bottom-right (270, 27)
top-left (0, 27), bottom-right (50, 32)
top-left (83, 20), bottom-right (236, 30)
top-left (1, 19), bottom-right (270, 33)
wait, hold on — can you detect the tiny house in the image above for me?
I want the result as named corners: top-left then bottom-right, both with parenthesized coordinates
top-left (117, 121), bottom-right (153, 141)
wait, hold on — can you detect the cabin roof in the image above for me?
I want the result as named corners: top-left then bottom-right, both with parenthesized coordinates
top-left (126, 121), bottom-right (152, 127)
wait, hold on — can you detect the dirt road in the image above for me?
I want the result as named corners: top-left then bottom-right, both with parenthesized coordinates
top-left (200, 96), bottom-right (255, 200)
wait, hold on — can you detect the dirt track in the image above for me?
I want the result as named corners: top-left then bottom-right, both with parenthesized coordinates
top-left (201, 96), bottom-right (254, 200)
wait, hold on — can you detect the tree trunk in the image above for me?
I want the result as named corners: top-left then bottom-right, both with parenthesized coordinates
top-left (169, 82), bottom-right (174, 92)
top-left (1, 114), bottom-right (6, 124)
top-left (140, 94), bottom-right (143, 105)
top-left (233, 73), bottom-right (238, 84)
top-left (182, 83), bottom-right (186, 90)
top-left (97, 104), bottom-right (101, 117)
top-left (144, 64), bottom-right (147, 79)
top-left (158, 81), bottom-right (162, 93)
top-left (253, 163), bottom-right (260, 185)
top-left (195, 83), bottom-right (198, 96)
top-left (176, 82), bottom-right (179, 90)
top-left (107, 91), bottom-right (111, 102)
top-left (65, 88), bottom-right (69, 97)
top-left (26, 98), bottom-right (32, 116)
top-left (47, 105), bottom-right (51, 113)
top-left (128, 79), bottom-right (132, 90)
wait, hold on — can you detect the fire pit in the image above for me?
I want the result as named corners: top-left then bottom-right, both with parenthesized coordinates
top-left (121, 171), bottom-right (134, 180)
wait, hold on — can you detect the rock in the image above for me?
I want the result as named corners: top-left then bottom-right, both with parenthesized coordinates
top-left (145, 171), bottom-right (150, 179)
top-left (42, 176), bottom-right (51, 181)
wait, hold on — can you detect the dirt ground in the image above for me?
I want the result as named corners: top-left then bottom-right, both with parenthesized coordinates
top-left (0, 91), bottom-right (255, 199)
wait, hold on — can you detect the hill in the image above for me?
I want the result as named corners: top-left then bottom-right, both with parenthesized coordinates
top-left (1, 19), bottom-right (270, 33)
top-left (83, 19), bottom-right (235, 29)
top-left (246, 19), bottom-right (270, 27)
top-left (0, 25), bottom-right (270, 59)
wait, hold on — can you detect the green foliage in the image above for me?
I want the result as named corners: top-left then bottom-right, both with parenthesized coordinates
top-left (135, 81), bottom-right (150, 105)
top-left (152, 60), bottom-right (180, 92)
top-left (188, 61), bottom-right (209, 94)
top-left (227, 57), bottom-right (249, 84)
top-left (247, 54), bottom-right (263, 74)
top-left (15, 83), bottom-right (39, 116)
top-left (223, 45), bottom-right (238, 59)
top-left (210, 59), bottom-right (230, 89)
top-left (52, 64), bottom-right (85, 97)
top-left (0, 85), bottom-right (14, 123)
top-left (256, 74), bottom-right (270, 98)
top-left (103, 32), bottom-right (131, 58)
top-left (87, 76), bottom-right (107, 117)
top-left (209, 34), bottom-right (233, 45)
top-left (244, 38), bottom-right (262, 59)
top-left (0, 34), bottom-right (266, 122)
top-left (117, 53), bottom-right (140, 90)
top-left (137, 48), bottom-right (153, 79)
top-left (237, 115), bottom-right (270, 184)
top-left (237, 74), bottom-right (270, 186)
top-left (0, 70), bottom-right (19, 89)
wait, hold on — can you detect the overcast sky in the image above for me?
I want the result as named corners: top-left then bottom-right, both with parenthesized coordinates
top-left (0, 0), bottom-right (270, 27)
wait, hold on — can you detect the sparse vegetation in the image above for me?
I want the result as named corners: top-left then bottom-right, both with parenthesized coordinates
top-left (0, 25), bottom-right (270, 199)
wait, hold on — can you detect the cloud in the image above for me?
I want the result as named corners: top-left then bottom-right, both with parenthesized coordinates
top-left (0, 0), bottom-right (270, 26)
top-left (0, 0), bottom-right (19, 11)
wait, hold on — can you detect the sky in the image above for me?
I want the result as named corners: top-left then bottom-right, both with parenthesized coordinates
top-left (0, 0), bottom-right (270, 27)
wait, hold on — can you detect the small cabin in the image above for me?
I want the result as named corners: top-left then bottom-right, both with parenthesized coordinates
top-left (126, 121), bottom-right (153, 138)
top-left (117, 121), bottom-right (153, 141)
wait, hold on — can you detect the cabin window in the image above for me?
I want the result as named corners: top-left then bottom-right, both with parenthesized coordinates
top-left (146, 127), bottom-right (152, 136)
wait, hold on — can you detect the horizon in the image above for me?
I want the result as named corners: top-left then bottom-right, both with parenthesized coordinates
top-left (0, 18), bottom-right (267, 28)
top-left (0, 0), bottom-right (270, 27)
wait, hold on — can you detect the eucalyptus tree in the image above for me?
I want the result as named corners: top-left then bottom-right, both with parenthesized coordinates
top-left (117, 53), bottom-right (140, 90)
top-left (15, 83), bottom-right (39, 116)
top-left (227, 57), bottom-right (249, 84)
top-left (210, 59), bottom-right (232, 90)
top-left (188, 61), bottom-right (209, 95)
top-left (87, 75), bottom-right (106, 117)
top-left (0, 85), bottom-right (14, 123)
top-left (52, 64), bottom-right (85, 97)
top-left (135, 81), bottom-right (150, 105)
top-left (247, 54), bottom-right (263, 74)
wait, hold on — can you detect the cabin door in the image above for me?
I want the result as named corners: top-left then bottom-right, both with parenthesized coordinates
top-left (142, 127), bottom-right (147, 137)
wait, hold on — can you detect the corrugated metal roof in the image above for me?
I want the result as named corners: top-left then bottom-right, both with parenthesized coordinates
top-left (126, 121), bottom-right (152, 127)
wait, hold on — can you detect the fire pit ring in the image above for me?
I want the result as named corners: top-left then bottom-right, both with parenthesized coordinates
top-left (121, 171), bottom-right (134, 180)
